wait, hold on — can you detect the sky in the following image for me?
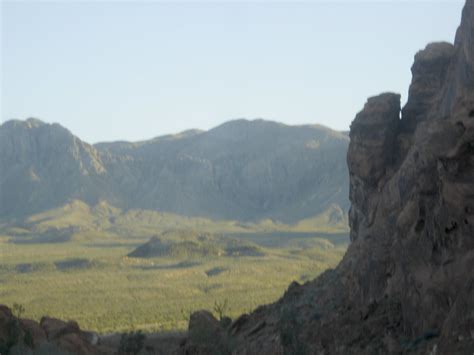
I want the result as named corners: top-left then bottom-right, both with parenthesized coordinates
top-left (1, 0), bottom-right (466, 143)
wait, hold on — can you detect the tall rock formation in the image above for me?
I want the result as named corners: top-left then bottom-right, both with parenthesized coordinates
top-left (185, 1), bottom-right (474, 353)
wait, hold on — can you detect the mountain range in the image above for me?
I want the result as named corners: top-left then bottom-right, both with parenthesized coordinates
top-left (0, 118), bottom-right (349, 223)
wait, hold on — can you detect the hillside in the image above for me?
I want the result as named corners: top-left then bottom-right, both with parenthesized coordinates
top-left (0, 118), bottom-right (349, 223)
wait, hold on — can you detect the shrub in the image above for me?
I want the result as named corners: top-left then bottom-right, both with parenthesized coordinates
top-left (213, 299), bottom-right (229, 321)
top-left (12, 303), bottom-right (25, 319)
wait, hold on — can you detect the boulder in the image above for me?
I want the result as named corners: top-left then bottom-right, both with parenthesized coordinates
top-left (187, 310), bottom-right (221, 344)
top-left (0, 306), bottom-right (106, 354)
top-left (40, 316), bottom-right (80, 340)
top-left (182, 310), bottom-right (234, 354)
top-left (83, 331), bottom-right (100, 346)
top-left (20, 319), bottom-right (47, 347)
top-left (55, 332), bottom-right (100, 355)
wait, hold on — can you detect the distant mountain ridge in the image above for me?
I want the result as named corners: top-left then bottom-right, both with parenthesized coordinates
top-left (0, 118), bottom-right (349, 223)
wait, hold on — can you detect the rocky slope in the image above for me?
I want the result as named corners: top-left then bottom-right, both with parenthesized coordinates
top-left (182, 1), bottom-right (474, 353)
top-left (0, 118), bottom-right (349, 223)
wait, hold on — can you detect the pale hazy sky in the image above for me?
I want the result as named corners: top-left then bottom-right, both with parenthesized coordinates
top-left (1, 1), bottom-right (465, 143)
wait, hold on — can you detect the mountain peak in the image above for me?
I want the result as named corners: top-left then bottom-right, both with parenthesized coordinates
top-left (213, 118), bottom-right (285, 129)
top-left (1, 118), bottom-right (73, 137)
top-left (1, 117), bottom-right (45, 129)
top-left (25, 117), bottom-right (46, 127)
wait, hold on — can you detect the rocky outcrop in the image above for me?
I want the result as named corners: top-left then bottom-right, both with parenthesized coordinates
top-left (0, 118), bottom-right (349, 224)
top-left (347, 92), bottom-right (401, 242)
top-left (401, 42), bottom-right (455, 134)
top-left (182, 311), bottom-right (231, 355)
top-left (0, 305), bottom-right (107, 355)
top-left (182, 1), bottom-right (474, 353)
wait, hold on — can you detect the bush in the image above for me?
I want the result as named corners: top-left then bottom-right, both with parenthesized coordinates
top-left (12, 304), bottom-right (25, 319)
top-left (213, 299), bottom-right (229, 321)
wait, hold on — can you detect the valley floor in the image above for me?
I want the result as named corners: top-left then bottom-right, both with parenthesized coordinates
top-left (0, 229), bottom-right (347, 334)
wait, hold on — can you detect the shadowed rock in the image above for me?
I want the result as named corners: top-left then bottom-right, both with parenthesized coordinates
top-left (182, 1), bottom-right (474, 353)
top-left (0, 305), bottom-right (108, 354)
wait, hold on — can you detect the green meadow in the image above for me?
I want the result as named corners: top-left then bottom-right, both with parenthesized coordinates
top-left (0, 200), bottom-right (348, 334)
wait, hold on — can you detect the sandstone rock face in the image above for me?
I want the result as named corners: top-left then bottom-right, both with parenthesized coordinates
top-left (186, 1), bottom-right (474, 354)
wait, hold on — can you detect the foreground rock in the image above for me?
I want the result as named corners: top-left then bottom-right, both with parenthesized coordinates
top-left (0, 305), bottom-right (107, 354)
top-left (181, 311), bottom-right (232, 355)
top-left (182, 1), bottom-right (474, 354)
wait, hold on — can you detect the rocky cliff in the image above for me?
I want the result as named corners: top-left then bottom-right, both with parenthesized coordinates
top-left (0, 118), bottom-right (349, 223)
top-left (183, 1), bottom-right (474, 353)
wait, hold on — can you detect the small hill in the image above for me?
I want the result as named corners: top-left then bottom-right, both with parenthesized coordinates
top-left (128, 230), bottom-right (265, 259)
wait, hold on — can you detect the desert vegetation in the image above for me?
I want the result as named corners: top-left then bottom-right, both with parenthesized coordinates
top-left (0, 201), bottom-right (348, 334)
